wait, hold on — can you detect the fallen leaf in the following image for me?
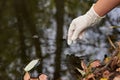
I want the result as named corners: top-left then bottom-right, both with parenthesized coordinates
top-left (104, 57), bottom-right (111, 64)
top-left (81, 60), bottom-right (88, 73)
top-left (113, 75), bottom-right (120, 80)
top-left (116, 67), bottom-right (120, 72)
top-left (30, 78), bottom-right (39, 80)
top-left (24, 59), bottom-right (39, 72)
top-left (100, 78), bottom-right (108, 80)
top-left (90, 60), bottom-right (100, 68)
top-left (81, 61), bottom-right (87, 69)
top-left (110, 56), bottom-right (119, 69)
top-left (24, 72), bottom-right (30, 80)
top-left (116, 41), bottom-right (120, 49)
top-left (102, 70), bottom-right (110, 79)
top-left (76, 67), bottom-right (86, 76)
top-left (86, 73), bottom-right (94, 80)
top-left (39, 74), bottom-right (48, 80)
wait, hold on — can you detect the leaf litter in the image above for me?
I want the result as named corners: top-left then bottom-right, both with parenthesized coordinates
top-left (67, 38), bottom-right (120, 80)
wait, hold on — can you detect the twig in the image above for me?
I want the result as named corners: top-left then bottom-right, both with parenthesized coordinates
top-left (108, 36), bottom-right (116, 49)
top-left (93, 50), bottom-right (119, 74)
top-left (110, 26), bottom-right (120, 29)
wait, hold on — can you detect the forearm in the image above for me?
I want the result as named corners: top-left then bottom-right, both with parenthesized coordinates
top-left (94, 0), bottom-right (120, 17)
top-left (67, 0), bottom-right (120, 45)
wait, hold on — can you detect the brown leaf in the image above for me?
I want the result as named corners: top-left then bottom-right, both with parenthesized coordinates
top-left (39, 74), bottom-right (47, 80)
top-left (81, 60), bottom-right (88, 72)
top-left (86, 73), bottom-right (95, 80)
top-left (24, 72), bottom-right (30, 80)
top-left (90, 60), bottom-right (101, 68)
top-left (110, 56), bottom-right (119, 69)
top-left (115, 41), bottom-right (120, 49)
top-left (116, 67), bottom-right (120, 72)
top-left (113, 75), bottom-right (120, 80)
top-left (102, 70), bottom-right (110, 79)
top-left (30, 78), bottom-right (39, 80)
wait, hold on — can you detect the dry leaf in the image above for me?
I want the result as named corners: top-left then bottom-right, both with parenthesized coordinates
top-left (104, 57), bottom-right (111, 64)
top-left (81, 61), bottom-right (87, 70)
top-left (113, 75), bottom-right (120, 80)
top-left (30, 78), bottom-right (39, 80)
top-left (116, 41), bottom-right (120, 49)
top-left (100, 78), bottom-right (108, 80)
top-left (90, 60), bottom-right (100, 68)
top-left (24, 72), bottom-right (30, 80)
top-left (102, 70), bottom-right (110, 79)
top-left (116, 67), bottom-right (120, 72)
top-left (86, 73), bottom-right (94, 80)
top-left (110, 56), bottom-right (119, 69)
top-left (24, 59), bottom-right (39, 72)
top-left (81, 60), bottom-right (88, 73)
top-left (39, 74), bottom-right (48, 80)
top-left (76, 67), bottom-right (86, 76)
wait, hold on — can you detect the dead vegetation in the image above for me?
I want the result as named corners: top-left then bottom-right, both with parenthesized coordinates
top-left (67, 38), bottom-right (120, 80)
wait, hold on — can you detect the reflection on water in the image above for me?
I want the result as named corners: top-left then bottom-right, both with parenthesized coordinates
top-left (0, 0), bottom-right (120, 80)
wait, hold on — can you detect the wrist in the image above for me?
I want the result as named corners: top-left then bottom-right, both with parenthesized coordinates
top-left (85, 4), bottom-right (105, 26)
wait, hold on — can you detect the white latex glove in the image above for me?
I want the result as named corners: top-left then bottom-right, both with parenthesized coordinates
top-left (67, 4), bottom-right (104, 45)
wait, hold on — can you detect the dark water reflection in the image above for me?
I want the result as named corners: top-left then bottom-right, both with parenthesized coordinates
top-left (0, 0), bottom-right (120, 80)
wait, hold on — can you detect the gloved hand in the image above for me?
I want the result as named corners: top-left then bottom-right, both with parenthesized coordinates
top-left (67, 4), bottom-right (104, 45)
